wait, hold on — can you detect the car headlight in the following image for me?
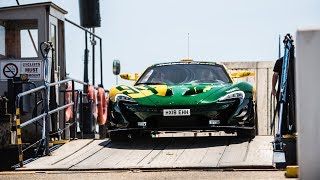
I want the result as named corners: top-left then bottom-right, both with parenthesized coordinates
top-left (218, 91), bottom-right (245, 103)
top-left (115, 94), bottom-right (137, 103)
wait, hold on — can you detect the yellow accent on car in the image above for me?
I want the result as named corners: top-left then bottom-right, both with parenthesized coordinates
top-left (110, 84), bottom-right (170, 102)
top-left (120, 73), bottom-right (140, 81)
top-left (109, 88), bottom-right (121, 102)
top-left (181, 58), bottom-right (193, 62)
top-left (152, 85), bottom-right (168, 96)
top-left (231, 71), bottom-right (255, 78)
top-left (203, 85), bottom-right (214, 92)
top-left (129, 90), bottom-right (151, 99)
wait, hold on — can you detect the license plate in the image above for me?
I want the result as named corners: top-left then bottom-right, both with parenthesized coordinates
top-left (209, 120), bottom-right (220, 125)
top-left (163, 109), bottom-right (190, 116)
top-left (137, 122), bottom-right (147, 127)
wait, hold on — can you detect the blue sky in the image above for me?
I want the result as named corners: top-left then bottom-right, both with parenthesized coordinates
top-left (1, 0), bottom-right (319, 88)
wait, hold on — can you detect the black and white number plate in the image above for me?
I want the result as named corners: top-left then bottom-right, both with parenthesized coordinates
top-left (163, 109), bottom-right (190, 116)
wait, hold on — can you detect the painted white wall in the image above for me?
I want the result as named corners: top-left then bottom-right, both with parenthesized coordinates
top-left (296, 28), bottom-right (320, 179)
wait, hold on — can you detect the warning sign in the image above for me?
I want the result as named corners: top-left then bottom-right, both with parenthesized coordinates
top-left (3, 63), bottom-right (18, 78)
top-left (0, 60), bottom-right (43, 81)
top-left (21, 62), bottom-right (42, 79)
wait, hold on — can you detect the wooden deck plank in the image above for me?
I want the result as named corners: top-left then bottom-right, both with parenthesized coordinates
top-left (19, 136), bottom-right (274, 170)
top-left (22, 139), bottom-right (93, 170)
top-left (96, 141), bottom-right (138, 168)
top-left (71, 140), bottom-right (133, 169)
top-left (135, 138), bottom-right (172, 167)
top-left (146, 138), bottom-right (195, 168)
top-left (218, 138), bottom-right (250, 167)
top-left (172, 138), bottom-right (220, 167)
top-left (72, 138), bottom-right (169, 169)
top-left (194, 137), bottom-right (229, 167)
top-left (51, 140), bottom-right (110, 168)
top-left (173, 138), bottom-right (208, 166)
top-left (115, 138), bottom-right (167, 168)
top-left (220, 136), bottom-right (273, 167)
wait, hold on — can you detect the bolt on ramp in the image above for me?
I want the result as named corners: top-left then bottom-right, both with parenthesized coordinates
top-left (16, 135), bottom-right (274, 171)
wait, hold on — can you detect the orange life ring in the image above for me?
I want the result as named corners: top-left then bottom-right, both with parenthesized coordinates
top-left (97, 87), bottom-right (108, 125)
top-left (65, 83), bottom-right (73, 122)
top-left (88, 85), bottom-right (98, 119)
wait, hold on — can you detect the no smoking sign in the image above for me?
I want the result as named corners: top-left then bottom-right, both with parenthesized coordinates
top-left (0, 60), bottom-right (43, 81)
top-left (3, 63), bottom-right (18, 78)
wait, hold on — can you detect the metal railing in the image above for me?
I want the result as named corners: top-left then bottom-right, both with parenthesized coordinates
top-left (15, 78), bottom-right (99, 167)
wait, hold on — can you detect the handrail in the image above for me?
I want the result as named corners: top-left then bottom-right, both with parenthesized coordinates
top-left (48, 102), bottom-right (74, 115)
top-left (16, 86), bottom-right (45, 100)
top-left (49, 78), bottom-right (72, 86)
top-left (71, 78), bottom-right (100, 89)
top-left (65, 18), bottom-right (102, 40)
top-left (15, 77), bottom-right (100, 167)
top-left (20, 113), bottom-right (46, 128)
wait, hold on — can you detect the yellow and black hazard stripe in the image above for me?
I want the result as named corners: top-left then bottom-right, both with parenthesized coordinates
top-left (15, 108), bottom-right (23, 167)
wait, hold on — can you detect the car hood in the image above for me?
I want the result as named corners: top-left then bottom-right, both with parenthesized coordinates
top-left (109, 83), bottom-right (232, 107)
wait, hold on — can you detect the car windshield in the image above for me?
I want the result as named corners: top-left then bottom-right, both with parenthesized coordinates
top-left (136, 63), bottom-right (232, 85)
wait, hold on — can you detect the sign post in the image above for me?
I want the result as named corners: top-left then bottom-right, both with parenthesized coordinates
top-left (112, 59), bottom-right (120, 85)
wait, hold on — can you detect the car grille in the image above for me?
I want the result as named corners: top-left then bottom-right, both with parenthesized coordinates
top-left (145, 115), bottom-right (209, 128)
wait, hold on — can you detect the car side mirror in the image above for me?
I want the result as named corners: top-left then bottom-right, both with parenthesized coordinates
top-left (113, 60), bottom-right (121, 75)
top-left (230, 71), bottom-right (255, 78)
top-left (120, 73), bottom-right (140, 81)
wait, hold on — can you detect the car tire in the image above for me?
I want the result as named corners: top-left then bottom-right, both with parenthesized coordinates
top-left (108, 130), bottom-right (130, 141)
top-left (237, 128), bottom-right (256, 139)
top-left (247, 99), bottom-right (256, 127)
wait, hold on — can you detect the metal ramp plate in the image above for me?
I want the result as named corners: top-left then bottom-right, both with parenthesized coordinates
top-left (16, 136), bottom-right (274, 170)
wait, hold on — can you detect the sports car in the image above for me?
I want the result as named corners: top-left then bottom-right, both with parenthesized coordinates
top-left (107, 60), bottom-right (256, 140)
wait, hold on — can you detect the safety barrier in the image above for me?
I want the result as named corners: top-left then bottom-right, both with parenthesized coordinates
top-left (14, 78), bottom-right (103, 167)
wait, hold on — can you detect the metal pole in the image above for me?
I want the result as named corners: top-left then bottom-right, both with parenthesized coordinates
top-left (15, 105), bottom-right (23, 167)
top-left (276, 34), bottom-right (292, 138)
top-left (92, 28), bottom-right (96, 86)
top-left (277, 103), bottom-right (284, 137)
top-left (43, 47), bottom-right (51, 156)
top-left (84, 32), bottom-right (89, 92)
top-left (44, 82), bottom-right (50, 155)
top-left (100, 39), bottom-right (103, 86)
top-left (70, 80), bottom-right (76, 139)
top-left (116, 76), bottom-right (118, 85)
top-left (80, 91), bottom-right (83, 139)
